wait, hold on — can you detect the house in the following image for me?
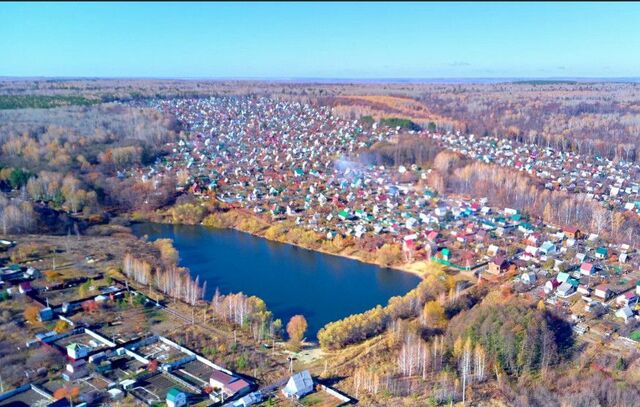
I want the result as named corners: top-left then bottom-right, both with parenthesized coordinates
top-left (522, 272), bottom-right (536, 285)
top-left (486, 256), bottom-right (509, 275)
top-left (38, 307), bottom-right (54, 322)
top-left (539, 241), bottom-right (557, 256)
top-left (619, 253), bottom-right (628, 264)
top-left (595, 247), bottom-right (608, 259)
top-left (615, 305), bottom-right (634, 323)
top-left (167, 388), bottom-right (187, 407)
top-left (66, 343), bottom-right (89, 360)
top-left (616, 292), bottom-right (638, 307)
top-left (562, 225), bottom-right (581, 240)
top-left (210, 370), bottom-right (251, 398)
top-left (636, 280), bottom-right (640, 296)
top-left (594, 284), bottom-right (612, 300)
top-left (231, 391), bottom-right (263, 407)
top-left (557, 282), bottom-right (576, 298)
top-left (487, 244), bottom-right (499, 257)
top-left (282, 370), bottom-right (314, 399)
top-left (580, 262), bottom-right (595, 276)
top-left (18, 281), bottom-right (32, 294)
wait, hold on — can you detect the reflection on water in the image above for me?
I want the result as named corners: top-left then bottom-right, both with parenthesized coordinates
top-left (131, 223), bottom-right (420, 336)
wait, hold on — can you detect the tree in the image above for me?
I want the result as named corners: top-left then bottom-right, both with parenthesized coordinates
top-left (423, 300), bottom-right (446, 328)
top-left (24, 305), bottom-right (40, 324)
top-left (54, 320), bottom-right (69, 333)
top-left (286, 315), bottom-right (308, 351)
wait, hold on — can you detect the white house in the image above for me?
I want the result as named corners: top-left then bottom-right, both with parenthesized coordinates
top-left (522, 272), bottom-right (536, 285)
top-left (66, 343), bottom-right (89, 360)
top-left (615, 305), bottom-right (634, 323)
top-left (282, 370), bottom-right (314, 399)
top-left (557, 282), bottom-right (575, 298)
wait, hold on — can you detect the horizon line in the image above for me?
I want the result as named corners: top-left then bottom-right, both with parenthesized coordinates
top-left (2, 75), bottom-right (640, 84)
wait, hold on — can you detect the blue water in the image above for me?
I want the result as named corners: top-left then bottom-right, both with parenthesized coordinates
top-left (131, 223), bottom-right (420, 336)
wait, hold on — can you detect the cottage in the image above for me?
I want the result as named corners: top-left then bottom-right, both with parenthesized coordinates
top-left (595, 247), bottom-right (608, 259)
top-left (486, 256), bottom-right (509, 275)
top-left (167, 388), bottom-right (187, 407)
top-left (487, 244), bottom-right (499, 257)
top-left (615, 305), bottom-right (634, 323)
top-left (562, 225), bottom-right (581, 240)
top-left (38, 307), bottom-right (54, 322)
top-left (557, 282), bottom-right (575, 298)
top-left (210, 370), bottom-right (251, 398)
top-left (66, 343), bottom-right (89, 360)
top-left (231, 391), bottom-right (263, 407)
top-left (18, 281), bottom-right (32, 294)
top-left (522, 272), bottom-right (536, 285)
top-left (580, 262), bottom-right (595, 276)
top-left (282, 370), bottom-right (314, 399)
top-left (594, 284), bottom-right (612, 300)
top-left (539, 241), bottom-right (557, 256)
top-left (616, 292), bottom-right (638, 307)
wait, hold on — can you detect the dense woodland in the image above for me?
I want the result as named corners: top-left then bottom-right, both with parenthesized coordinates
top-left (0, 103), bottom-right (182, 232)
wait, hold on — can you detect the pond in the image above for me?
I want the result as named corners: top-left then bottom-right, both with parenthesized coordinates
top-left (131, 223), bottom-right (421, 337)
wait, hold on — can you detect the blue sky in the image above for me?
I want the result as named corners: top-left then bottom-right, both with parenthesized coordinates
top-left (1, 2), bottom-right (639, 79)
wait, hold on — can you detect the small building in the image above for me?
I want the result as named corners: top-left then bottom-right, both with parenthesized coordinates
top-left (539, 241), bottom-right (557, 256)
top-left (486, 256), bottom-right (509, 275)
top-left (594, 284), bottom-right (612, 301)
top-left (38, 307), bottom-right (54, 322)
top-left (66, 343), bottom-right (89, 360)
top-left (522, 272), bottom-right (536, 285)
top-left (18, 281), bottom-right (32, 294)
top-left (107, 388), bottom-right (124, 401)
top-left (616, 292), bottom-right (638, 307)
top-left (557, 282), bottom-right (575, 298)
top-left (580, 262), bottom-right (595, 276)
top-left (167, 387), bottom-right (187, 407)
top-left (210, 370), bottom-right (251, 399)
top-left (562, 225), bottom-right (581, 240)
top-left (231, 391), bottom-right (263, 407)
top-left (616, 305), bottom-right (634, 323)
top-left (282, 370), bottom-right (314, 399)
top-left (595, 247), bottom-right (608, 259)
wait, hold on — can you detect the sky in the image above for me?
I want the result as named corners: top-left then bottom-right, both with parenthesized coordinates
top-left (1, 2), bottom-right (639, 79)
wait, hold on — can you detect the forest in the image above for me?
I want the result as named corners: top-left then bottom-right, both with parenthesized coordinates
top-left (0, 103), bottom-right (182, 233)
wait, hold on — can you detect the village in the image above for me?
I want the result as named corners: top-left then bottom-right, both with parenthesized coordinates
top-left (428, 130), bottom-right (640, 215)
top-left (122, 96), bottom-right (640, 354)
top-left (0, 237), bottom-right (353, 407)
top-left (3, 94), bottom-right (640, 405)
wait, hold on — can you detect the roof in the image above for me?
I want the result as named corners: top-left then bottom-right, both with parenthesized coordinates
top-left (581, 262), bottom-right (594, 271)
top-left (210, 370), bottom-right (234, 385)
top-left (226, 378), bottom-right (250, 394)
top-left (283, 370), bottom-right (313, 396)
top-left (167, 387), bottom-right (184, 401)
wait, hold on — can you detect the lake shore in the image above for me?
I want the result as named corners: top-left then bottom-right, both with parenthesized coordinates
top-left (130, 221), bottom-right (422, 336)
top-left (130, 208), bottom-right (427, 280)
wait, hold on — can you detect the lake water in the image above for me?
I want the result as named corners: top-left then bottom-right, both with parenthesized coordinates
top-left (131, 223), bottom-right (420, 337)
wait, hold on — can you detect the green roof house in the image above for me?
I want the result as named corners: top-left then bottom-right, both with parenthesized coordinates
top-left (167, 388), bottom-right (187, 407)
top-left (595, 247), bottom-right (608, 259)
